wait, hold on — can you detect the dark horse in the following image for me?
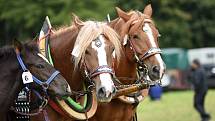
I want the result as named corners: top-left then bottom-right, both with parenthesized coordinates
top-left (0, 40), bottom-right (71, 121)
top-left (31, 15), bottom-right (122, 120)
top-left (90, 4), bottom-right (166, 121)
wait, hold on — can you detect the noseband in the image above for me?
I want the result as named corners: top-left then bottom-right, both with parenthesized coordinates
top-left (89, 65), bottom-right (115, 79)
top-left (83, 62), bottom-right (115, 85)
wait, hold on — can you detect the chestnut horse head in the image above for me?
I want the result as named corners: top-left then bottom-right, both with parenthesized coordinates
top-left (112, 4), bottom-right (165, 82)
top-left (70, 16), bottom-right (121, 102)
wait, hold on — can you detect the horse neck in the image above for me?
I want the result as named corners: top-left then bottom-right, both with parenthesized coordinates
top-left (112, 18), bottom-right (137, 83)
top-left (0, 57), bottom-right (22, 114)
top-left (49, 26), bottom-right (83, 91)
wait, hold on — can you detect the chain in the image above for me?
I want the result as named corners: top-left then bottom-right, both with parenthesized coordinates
top-left (115, 64), bottom-right (161, 92)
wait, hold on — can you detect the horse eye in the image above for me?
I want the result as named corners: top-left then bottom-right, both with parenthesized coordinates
top-left (133, 35), bottom-right (139, 39)
top-left (35, 64), bottom-right (45, 69)
top-left (85, 50), bottom-right (90, 54)
top-left (112, 48), bottom-right (115, 52)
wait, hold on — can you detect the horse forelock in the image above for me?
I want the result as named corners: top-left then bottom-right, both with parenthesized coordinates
top-left (73, 21), bottom-right (121, 69)
top-left (122, 11), bottom-right (155, 34)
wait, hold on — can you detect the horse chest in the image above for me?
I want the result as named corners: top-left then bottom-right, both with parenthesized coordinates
top-left (91, 100), bottom-right (135, 121)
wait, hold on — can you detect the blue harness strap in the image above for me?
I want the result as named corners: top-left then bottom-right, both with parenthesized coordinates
top-left (16, 53), bottom-right (28, 71)
top-left (32, 71), bottom-right (60, 87)
top-left (16, 52), bottom-right (60, 89)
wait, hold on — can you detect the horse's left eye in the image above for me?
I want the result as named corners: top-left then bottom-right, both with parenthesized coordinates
top-left (111, 46), bottom-right (115, 52)
top-left (112, 48), bottom-right (115, 52)
top-left (35, 64), bottom-right (45, 69)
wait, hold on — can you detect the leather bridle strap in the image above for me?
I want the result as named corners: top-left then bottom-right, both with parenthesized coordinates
top-left (141, 47), bottom-right (162, 60)
top-left (128, 39), bottom-right (141, 63)
top-left (128, 39), bottom-right (162, 62)
top-left (89, 65), bottom-right (115, 79)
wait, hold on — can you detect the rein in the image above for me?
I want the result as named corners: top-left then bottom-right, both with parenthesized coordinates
top-left (11, 49), bottom-right (60, 116)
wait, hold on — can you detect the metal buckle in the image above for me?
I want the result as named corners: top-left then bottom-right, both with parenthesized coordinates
top-left (41, 82), bottom-right (49, 90)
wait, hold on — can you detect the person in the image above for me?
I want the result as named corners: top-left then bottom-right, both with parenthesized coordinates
top-left (189, 59), bottom-right (211, 121)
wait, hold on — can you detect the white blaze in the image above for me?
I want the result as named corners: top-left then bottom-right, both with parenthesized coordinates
top-left (143, 23), bottom-right (165, 77)
top-left (92, 35), bottom-right (114, 97)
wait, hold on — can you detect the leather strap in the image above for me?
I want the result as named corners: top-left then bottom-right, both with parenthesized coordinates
top-left (48, 99), bottom-right (68, 118)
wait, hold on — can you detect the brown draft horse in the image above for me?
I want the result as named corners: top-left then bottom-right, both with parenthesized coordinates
top-left (31, 16), bottom-right (122, 121)
top-left (0, 40), bottom-right (70, 121)
top-left (90, 4), bottom-right (166, 121)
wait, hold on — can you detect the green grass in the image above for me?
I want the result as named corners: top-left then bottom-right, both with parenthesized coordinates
top-left (137, 90), bottom-right (215, 121)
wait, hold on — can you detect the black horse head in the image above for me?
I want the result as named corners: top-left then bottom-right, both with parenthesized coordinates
top-left (0, 39), bottom-right (71, 119)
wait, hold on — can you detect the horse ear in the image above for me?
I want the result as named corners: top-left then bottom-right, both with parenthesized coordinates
top-left (72, 13), bottom-right (84, 27)
top-left (116, 7), bottom-right (131, 22)
top-left (13, 38), bottom-right (23, 52)
top-left (143, 4), bottom-right (152, 17)
top-left (30, 38), bottom-right (39, 46)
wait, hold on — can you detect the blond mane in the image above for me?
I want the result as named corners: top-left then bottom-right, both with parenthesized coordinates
top-left (73, 21), bottom-right (121, 68)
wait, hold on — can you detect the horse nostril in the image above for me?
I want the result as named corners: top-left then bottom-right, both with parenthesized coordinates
top-left (152, 66), bottom-right (160, 73)
top-left (98, 87), bottom-right (106, 98)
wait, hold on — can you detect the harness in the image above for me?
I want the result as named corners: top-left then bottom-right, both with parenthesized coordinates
top-left (112, 16), bottom-right (162, 107)
top-left (36, 17), bottom-right (116, 120)
top-left (113, 16), bottom-right (164, 121)
top-left (11, 49), bottom-right (60, 120)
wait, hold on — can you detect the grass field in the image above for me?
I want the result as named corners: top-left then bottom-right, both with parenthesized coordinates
top-left (137, 89), bottom-right (215, 121)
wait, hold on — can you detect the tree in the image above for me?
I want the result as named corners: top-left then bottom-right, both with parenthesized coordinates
top-left (115, 0), bottom-right (215, 48)
top-left (0, 0), bottom-right (215, 48)
top-left (0, 0), bottom-right (115, 45)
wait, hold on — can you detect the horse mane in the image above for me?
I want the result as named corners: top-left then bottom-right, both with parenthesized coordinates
top-left (73, 21), bottom-right (122, 68)
top-left (0, 41), bottom-right (39, 60)
top-left (0, 46), bottom-right (16, 59)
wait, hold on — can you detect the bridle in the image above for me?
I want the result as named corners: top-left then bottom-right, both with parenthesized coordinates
top-left (11, 49), bottom-right (61, 116)
top-left (128, 37), bottom-right (162, 66)
top-left (127, 16), bottom-right (162, 65)
top-left (16, 50), bottom-right (60, 92)
top-left (82, 58), bottom-right (115, 90)
top-left (74, 34), bottom-right (116, 90)
top-left (88, 65), bottom-right (115, 79)
top-left (117, 18), bottom-right (163, 87)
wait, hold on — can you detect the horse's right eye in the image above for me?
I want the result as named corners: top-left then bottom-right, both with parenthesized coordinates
top-left (35, 64), bottom-right (45, 69)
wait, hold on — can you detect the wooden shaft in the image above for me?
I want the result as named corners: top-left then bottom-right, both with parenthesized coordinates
top-left (114, 83), bottom-right (148, 98)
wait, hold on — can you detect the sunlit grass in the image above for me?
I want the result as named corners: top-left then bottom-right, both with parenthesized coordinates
top-left (137, 90), bottom-right (215, 121)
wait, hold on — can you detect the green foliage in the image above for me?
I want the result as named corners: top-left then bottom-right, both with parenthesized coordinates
top-left (0, 0), bottom-right (115, 45)
top-left (0, 0), bottom-right (214, 48)
top-left (116, 0), bottom-right (215, 48)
